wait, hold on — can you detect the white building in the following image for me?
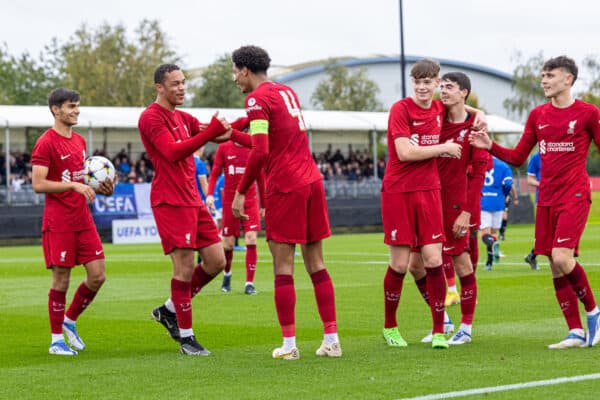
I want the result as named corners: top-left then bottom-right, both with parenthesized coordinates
top-left (273, 55), bottom-right (516, 120)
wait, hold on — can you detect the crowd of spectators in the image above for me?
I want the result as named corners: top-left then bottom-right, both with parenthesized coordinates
top-left (0, 145), bottom-right (385, 192)
top-left (313, 146), bottom-right (385, 181)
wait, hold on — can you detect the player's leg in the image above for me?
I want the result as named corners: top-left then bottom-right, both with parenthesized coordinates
top-left (244, 230), bottom-right (258, 294)
top-left (443, 253), bottom-right (460, 306)
top-left (479, 219), bottom-right (495, 270)
top-left (410, 252), bottom-right (453, 343)
top-left (421, 242), bottom-right (448, 349)
top-left (48, 266), bottom-right (78, 355)
top-left (448, 252), bottom-right (476, 345)
top-left (63, 229), bottom-right (107, 351)
top-left (301, 240), bottom-right (341, 357)
top-left (221, 235), bottom-right (235, 292)
top-left (269, 240), bottom-right (299, 360)
top-left (382, 245), bottom-right (410, 347)
top-left (43, 231), bottom-right (77, 355)
top-left (169, 247), bottom-right (210, 355)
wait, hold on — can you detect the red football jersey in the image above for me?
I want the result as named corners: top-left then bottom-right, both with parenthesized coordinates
top-left (31, 128), bottom-right (94, 232)
top-left (244, 82), bottom-right (321, 193)
top-left (526, 100), bottom-right (600, 206)
top-left (208, 141), bottom-right (258, 204)
top-left (383, 98), bottom-right (445, 193)
top-left (138, 103), bottom-right (203, 207)
top-left (438, 113), bottom-right (488, 212)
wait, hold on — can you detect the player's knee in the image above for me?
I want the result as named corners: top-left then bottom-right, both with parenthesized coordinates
top-left (88, 271), bottom-right (106, 290)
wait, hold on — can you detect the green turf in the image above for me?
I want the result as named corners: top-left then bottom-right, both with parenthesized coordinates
top-left (1, 224), bottom-right (600, 399)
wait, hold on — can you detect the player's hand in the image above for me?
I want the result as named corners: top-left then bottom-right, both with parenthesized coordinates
top-left (213, 128), bottom-right (232, 143)
top-left (260, 208), bottom-right (265, 219)
top-left (442, 139), bottom-right (462, 158)
top-left (215, 112), bottom-right (231, 131)
top-left (468, 129), bottom-right (492, 150)
top-left (96, 176), bottom-right (116, 196)
top-left (473, 110), bottom-right (488, 131)
top-left (513, 197), bottom-right (520, 206)
top-left (232, 191), bottom-right (249, 221)
top-left (206, 195), bottom-right (215, 212)
top-left (73, 182), bottom-right (96, 202)
top-left (452, 211), bottom-right (471, 238)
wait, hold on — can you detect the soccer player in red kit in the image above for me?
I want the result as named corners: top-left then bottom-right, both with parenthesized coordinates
top-left (381, 59), bottom-right (463, 350)
top-left (231, 45), bottom-right (340, 360)
top-left (139, 64), bottom-right (231, 355)
top-left (470, 56), bottom-right (600, 348)
top-left (206, 139), bottom-right (265, 295)
top-left (413, 72), bottom-right (488, 345)
top-left (32, 88), bottom-right (115, 355)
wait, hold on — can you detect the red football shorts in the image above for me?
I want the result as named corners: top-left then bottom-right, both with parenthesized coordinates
top-left (382, 189), bottom-right (445, 247)
top-left (442, 209), bottom-right (470, 256)
top-left (265, 180), bottom-right (331, 244)
top-left (222, 199), bottom-right (261, 237)
top-left (534, 200), bottom-right (590, 257)
top-left (42, 228), bottom-right (104, 269)
top-left (153, 204), bottom-right (221, 255)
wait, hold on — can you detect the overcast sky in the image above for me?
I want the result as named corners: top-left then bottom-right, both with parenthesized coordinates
top-left (1, 0), bottom-right (598, 83)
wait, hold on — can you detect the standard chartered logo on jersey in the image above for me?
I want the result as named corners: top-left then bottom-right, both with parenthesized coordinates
top-left (539, 139), bottom-right (575, 155)
top-left (61, 169), bottom-right (71, 182)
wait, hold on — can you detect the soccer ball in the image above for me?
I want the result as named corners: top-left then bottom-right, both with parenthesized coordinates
top-left (84, 156), bottom-right (116, 189)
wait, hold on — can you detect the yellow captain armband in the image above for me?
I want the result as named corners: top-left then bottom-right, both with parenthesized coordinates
top-left (250, 119), bottom-right (269, 135)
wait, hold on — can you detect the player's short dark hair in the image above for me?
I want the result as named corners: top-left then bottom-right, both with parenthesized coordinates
top-left (411, 59), bottom-right (440, 79)
top-left (154, 64), bottom-right (181, 84)
top-left (543, 56), bottom-right (578, 85)
top-left (48, 88), bottom-right (80, 116)
top-left (232, 45), bottom-right (271, 74)
top-left (441, 72), bottom-right (471, 101)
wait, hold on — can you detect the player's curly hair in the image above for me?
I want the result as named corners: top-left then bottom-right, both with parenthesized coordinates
top-left (232, 45), bottom-right (271, 74)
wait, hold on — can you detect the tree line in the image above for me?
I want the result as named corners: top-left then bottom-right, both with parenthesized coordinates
top-left (1, 20), bottom-right (598, 115)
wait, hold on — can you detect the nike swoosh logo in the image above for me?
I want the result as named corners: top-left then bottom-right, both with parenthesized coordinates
top-left (538, 124), bottom-right (550, 130)
top-left (227, 156), bottom-right (236, 159)
top-left (443, 246), bottom-right (454, 251)
top-left (557, 238), bottom-right (570, 243)
top-left (432, 233), bottom-right (443, 239)
top-left (413, 121), bottom-right (426, 126)
top-left (249, 225), bottom-right (258, 229)
top-left (61, 154), bottom-right (71, 160)
top-left (95, 250), bottom-right (103, 255)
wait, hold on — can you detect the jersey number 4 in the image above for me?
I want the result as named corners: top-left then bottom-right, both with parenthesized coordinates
top-left (279, 90), bottom-right (307, 131)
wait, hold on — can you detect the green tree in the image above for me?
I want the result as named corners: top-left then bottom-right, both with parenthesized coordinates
top-left (311, 62), bottom-right (382, 111)
top-left (189, 54), bottom-right (245, 108)
top-left (55, 19), bottom-right (179, 106)
top-left (0, 43), bottom-right (59, 105)
top-left (579, 55), bottom-right (600, 107)
top-left (503, 51), bottom-right (546, 119)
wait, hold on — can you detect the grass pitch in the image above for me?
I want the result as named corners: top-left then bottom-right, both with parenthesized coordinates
top-left (1, 223), bottom-right (600, 399)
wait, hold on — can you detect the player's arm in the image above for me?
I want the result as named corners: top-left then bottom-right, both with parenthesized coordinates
top-left (527, 173), bottom-right (540, 188)
top-left (32, 164), bottom-right (96, 201)
top-left (141, 114), bottom-right (230, 162)
top-left (464, 105), bottom-right (487, 131)
top-left (394, 137), bottom-right (461, 161)
top-left (466, 148), bottom-right (487, 217)
top-left (230, 117), bottom-right (253, 148)
top-left (257, 168), bottom-right (266, 215)
top-left (207, 147), bottom-right (224, 199)
top-left (233, 119), bottom-right (269, 220)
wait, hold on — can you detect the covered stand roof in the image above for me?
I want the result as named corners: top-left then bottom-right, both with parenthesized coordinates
top-left (0, 105), bottom-right (524, 134)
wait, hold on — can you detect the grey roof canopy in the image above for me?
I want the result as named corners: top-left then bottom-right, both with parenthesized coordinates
top-left (0, 105), bottom-right (524, 134)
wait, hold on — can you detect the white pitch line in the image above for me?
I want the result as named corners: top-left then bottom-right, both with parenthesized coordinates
top-left (397, 373), bottom-right (600, 400)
